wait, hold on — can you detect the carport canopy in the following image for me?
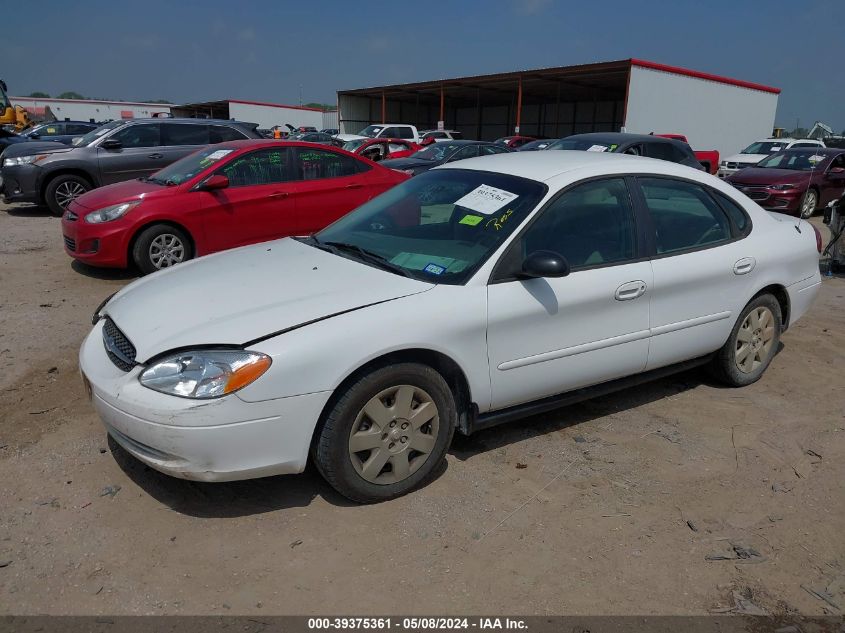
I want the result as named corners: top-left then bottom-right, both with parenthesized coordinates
top-left (337, 59), bottom-right (632, 140)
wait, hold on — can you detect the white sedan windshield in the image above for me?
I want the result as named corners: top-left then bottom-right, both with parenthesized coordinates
top-left (313, 169), bottom-right (547, 284)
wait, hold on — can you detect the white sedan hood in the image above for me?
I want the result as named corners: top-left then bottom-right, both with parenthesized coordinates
top-left (103, 238), bottom-right (433, 363)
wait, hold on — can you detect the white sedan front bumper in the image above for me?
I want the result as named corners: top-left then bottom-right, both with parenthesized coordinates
top-left (80, 321), bottom-right (332, 482)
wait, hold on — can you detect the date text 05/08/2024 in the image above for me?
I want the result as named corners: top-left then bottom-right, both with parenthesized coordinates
top-left (307, 618), bottom-right (528, 630)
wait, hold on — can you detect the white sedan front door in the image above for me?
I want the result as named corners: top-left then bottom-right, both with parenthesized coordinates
top-left (486, 177), bottom-right (652, 411)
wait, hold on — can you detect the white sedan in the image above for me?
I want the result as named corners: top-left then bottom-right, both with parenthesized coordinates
top-left (80, 151), bottom-right (822, 502)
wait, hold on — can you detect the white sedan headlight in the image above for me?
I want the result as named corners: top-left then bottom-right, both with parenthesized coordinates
top-left (3, 154), bottom-right (48, 167)
top-left (84, 201), bottom-right (140, 223)
top-left (139, 350), bottom-right (272, 399)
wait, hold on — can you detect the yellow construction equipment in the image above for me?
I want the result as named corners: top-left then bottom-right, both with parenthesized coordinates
top-left (0, 79), bottom-right (32, 131)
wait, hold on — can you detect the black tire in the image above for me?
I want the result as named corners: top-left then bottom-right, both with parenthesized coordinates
top-left (314, 363), bottom-right (456, 503)
top-left (131, 224), bottom-right (193, 275)
top-left (709, 294), bottom-right (782, 387)
top-left (44, 174), bottom-right (92, 217)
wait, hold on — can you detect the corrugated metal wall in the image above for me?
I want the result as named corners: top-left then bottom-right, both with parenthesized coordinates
top-left (625, 66), bottom-right (779, 157)
top-left (321, 110), bottom-right (339, 130)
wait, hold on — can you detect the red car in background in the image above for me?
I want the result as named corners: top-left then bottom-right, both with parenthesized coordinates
top-left (61, 140), bottom-right (409, 274)
top-left (341, 137), bottom-right (421, 162)
top-left (726, 148), bottom-right (845, 218)
top-left (494, 135), bottom-right (538, 149)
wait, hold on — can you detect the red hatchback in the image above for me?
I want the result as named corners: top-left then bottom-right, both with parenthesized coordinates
top-left (62, 140), bottom-right (408, 273)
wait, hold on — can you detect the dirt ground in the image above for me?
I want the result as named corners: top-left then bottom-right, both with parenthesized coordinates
top-left (0, 201), bottom-right (843, 617)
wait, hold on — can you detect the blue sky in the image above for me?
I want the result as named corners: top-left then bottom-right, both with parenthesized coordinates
top-left (2, 0), bottom-right (843, 131)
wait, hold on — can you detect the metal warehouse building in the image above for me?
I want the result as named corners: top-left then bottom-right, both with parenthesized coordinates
top-left (10, 96), bottom-right (172, 123)
top-left (172, 99), bottom-right (337, 131)
top-left (337, 59), bottom-right (780, 156)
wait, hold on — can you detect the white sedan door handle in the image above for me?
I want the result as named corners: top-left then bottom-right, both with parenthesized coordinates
top-left (733, 257), bottom-right (756, 275)
top-left (615, 280), bottom-right (647, 301)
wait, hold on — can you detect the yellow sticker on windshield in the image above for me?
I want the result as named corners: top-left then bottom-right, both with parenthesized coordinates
top-left (459, 214), bottom-right (483, 226)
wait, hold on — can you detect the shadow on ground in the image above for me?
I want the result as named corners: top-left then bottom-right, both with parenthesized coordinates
top-left (71, 259), bottom-right (138, 281)
top-left (451, 365), bottom-right (725, 460)
top-left (108, 434), bottom-right (449, 517)
top-left (4, 203), bottom-right (53, 217)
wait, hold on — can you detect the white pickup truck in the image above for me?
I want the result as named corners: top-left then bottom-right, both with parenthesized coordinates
top-left (335, 124), bottom-right (420, 144)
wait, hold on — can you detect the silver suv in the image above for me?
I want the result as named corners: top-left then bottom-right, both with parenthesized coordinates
top-left (0, 118), bottom-right (261, 215)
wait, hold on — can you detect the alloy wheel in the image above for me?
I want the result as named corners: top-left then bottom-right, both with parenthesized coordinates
top-left (348, 384), bottom-right (440, 484)
top-left (55, 181), bottom-right (87, 209)
top-left (800, 190), bottom-right (817, 219)
top-left (148, 234), bottom-right (186, 269)
top-left (735, 306), bottom-right (776, 374)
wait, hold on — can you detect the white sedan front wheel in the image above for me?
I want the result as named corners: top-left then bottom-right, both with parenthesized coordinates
top-left (314, 363), bottom-right (456, 503)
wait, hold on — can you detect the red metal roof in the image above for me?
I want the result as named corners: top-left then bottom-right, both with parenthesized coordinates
top-left (630, 59), bottom-right (781, 94)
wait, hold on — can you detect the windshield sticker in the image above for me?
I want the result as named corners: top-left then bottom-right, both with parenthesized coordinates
top-left (459, 214), bottom-right (484, 226)
top-left (586, 144), bottom-right (609, 152)
top-left (391, 252), bottom-right (467, 272)
top-left (206, 149), bottom-right (233, 161)
top-left (423, 263), bottom-right (446, 276)
top-left (454, 184), bottom-right (519, 215)
top-left (770, 147), bottom-right (782, 152)
top-left (95, 129), bottom-right (109, 136)
top-left (608, 144), bottom-right (618, 151)
top-left (809, 155), bottom-right (826, 163)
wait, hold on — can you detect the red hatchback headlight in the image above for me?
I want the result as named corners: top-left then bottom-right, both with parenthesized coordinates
top-left (84, 201), bottom-right (141, 224)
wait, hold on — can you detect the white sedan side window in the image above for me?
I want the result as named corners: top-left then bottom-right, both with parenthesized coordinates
top-left (520, 178), bottom-right (637, 269)
top-left (640, 178), bottom-right (732, 254)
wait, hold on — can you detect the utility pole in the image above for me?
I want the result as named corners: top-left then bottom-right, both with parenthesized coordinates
top-left (299, 85), bottom-right (303, 107)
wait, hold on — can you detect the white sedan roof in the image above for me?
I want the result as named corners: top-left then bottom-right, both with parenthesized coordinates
top-left (434, 149), bottom-right (701, 183)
